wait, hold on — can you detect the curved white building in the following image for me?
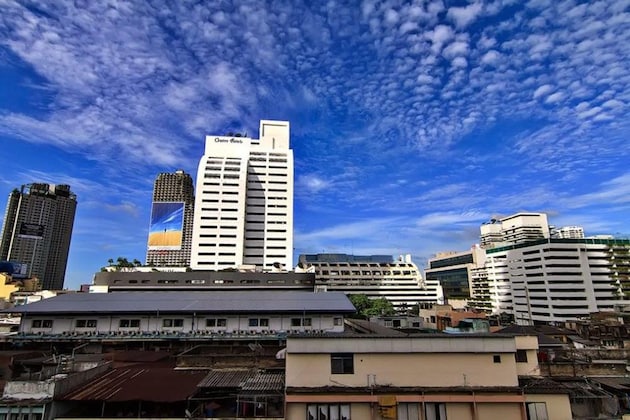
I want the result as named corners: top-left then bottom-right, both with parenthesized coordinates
top-left (191, 121), bottom-right (293, 271)
top-left (297, 253), bottom-right (442, 311)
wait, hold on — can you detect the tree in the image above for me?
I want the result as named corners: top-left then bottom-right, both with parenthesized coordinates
top-left (348, 294), bottom-right (370, 318)
top-left (365, 298), bottom-right (396, 317)
top-left (100, 256), bottom-right (141, 272)
top-left (348, 294), bottom-right (396, 319)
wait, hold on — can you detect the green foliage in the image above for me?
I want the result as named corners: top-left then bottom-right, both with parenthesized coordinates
top-left (100, 257), bottom-right (142, 272)
top-left (348, 294), bottom-right (396, 319)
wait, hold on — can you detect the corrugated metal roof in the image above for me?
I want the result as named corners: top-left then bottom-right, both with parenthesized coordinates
top-left (241, 372), bottom-right (284, 392)
top-left (198, 369), bottom-right (284, 393)
top-left (61, 368), bottom-right (206, 402)
top-left (198, 369), bottom-right (253, 388)
top-left (4, 291), bottom-right (356, 314)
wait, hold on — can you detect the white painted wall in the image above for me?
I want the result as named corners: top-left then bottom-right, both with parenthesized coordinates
top-left (20, 313), bottom-right (345, 335)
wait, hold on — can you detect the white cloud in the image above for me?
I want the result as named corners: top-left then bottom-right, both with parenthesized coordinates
top-left (427, 24), bottom-right (454, 53)
top-left (1, 0), bottom-right (629, 275)
top-left (452, 57), bottom-right (468, 68)
top-left (602, 99), bottom-right (624, 108)
top-left (384, 9), bottom-right (400, 26)
top-left (545, 91), bottom-right (564, 103)
top-left (297, 175), bottom-right (331, 194)
top-left (568, 173), bottom-right (630, 208)
top-left (447, 2), bottom-right (483, 29)
top-left (442, 41), bottom-right (469, 59)
top-left (417, 74), bottom-right (434, 84)
top-left (533, 84), bottom-right (555, 99)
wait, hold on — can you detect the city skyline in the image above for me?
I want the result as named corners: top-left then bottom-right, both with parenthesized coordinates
top-left (0, 183), bottom-right (77, 289)
top-left (0, 1), bottom-right (629, 289)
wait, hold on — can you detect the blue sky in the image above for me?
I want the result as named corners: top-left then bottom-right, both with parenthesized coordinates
top-left (0, 0), bottom-right (629, 289)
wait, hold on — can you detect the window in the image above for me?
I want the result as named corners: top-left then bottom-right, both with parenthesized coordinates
top-left (307, 403), bottom-right (350, 420)
top-left (75, 319), bottom-right (97, 328)
top-left (425, 403), bottom-right (447, 420)
top-left (7, 414), bottom-right (43, 420)
top-left (331, 353), bottom-right (354, 374)
top-left (31, 320), bottom-right (53, 329)
top-left (398, 403), bottom-right (420, 420)
top-left (119, 319), bottom-right (140, 328)
top-left (526, 402), bottom-right (549, 420)
top-left (493, 355), bottom-right (502, 363)
top-left (248, 318), bottom-right (270, 327)
top-left (206, 318), bottom-right (227, 327)
top-left (334, 317), bottom-right (343, 326)
top-left (291, 318), bottom-right (312, 327)
top-left (163, 319), bottom-right (184, 328)
top-left (515, 350), bottom-right (528, 363)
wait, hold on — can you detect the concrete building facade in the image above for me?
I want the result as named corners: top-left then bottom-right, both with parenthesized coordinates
top-left (146, 170), bottom-right (195, 267)
top-left (468, 250), bottom-right (514, 315)
top-left (424, 246), bottom-right (485, 301)
top-left (470, 239), bottom-right (630, 325)
top-left (480, 213), bottom-right (550, 249)
top-left (297, 253), bottom-right (441, 311)
top-left (551, 225), bottom-right (585, 239)
top-left (191, 120), bottom-right (293, 271)
top-left (10, 291), bottom-right (353, 339)
top-left (285, 335), bottom-right (572, 420)
top-left (0, 184), bottom-right (77, 290)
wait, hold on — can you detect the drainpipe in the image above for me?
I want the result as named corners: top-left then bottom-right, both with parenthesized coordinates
top-left (519, 391), bottom-right (527, 420)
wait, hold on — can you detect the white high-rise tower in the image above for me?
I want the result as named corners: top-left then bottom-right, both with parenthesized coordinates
top-left (191, 120), bottom-right (293, 271)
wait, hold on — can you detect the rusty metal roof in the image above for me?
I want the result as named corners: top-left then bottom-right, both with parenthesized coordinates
top-left (198, 369), bottom-right (284, 393)
top-left (61, 367), bottom-right (206, 402)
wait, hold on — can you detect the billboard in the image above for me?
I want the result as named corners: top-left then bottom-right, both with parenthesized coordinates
top-left (0, 261), bottom-right (28, 278)
top-left (18, 222), bottom-right (44, 239)
top-left (148, 202), bottom-right (184, 250)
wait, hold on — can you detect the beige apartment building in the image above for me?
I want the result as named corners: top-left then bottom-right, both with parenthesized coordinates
top-left (285, 335), bottom-right (571, 420)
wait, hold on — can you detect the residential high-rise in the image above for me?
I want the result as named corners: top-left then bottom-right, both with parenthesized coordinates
top-left (191, 120), bottom-right (293, 271)
top-left (146, 170), bottom-right (195, 267)
top-left (0, 183), bottom-right (77, 290)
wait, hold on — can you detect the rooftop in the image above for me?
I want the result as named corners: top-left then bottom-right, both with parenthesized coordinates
top-left (4, 291), bottom-right (356, 315)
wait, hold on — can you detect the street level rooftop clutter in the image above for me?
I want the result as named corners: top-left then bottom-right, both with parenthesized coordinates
top-left (61, 367), bottom-right (207, 402)
top-left (3, 291), bottom-right (356, 314)
top-left (198, 369), bottom-right (284, 393)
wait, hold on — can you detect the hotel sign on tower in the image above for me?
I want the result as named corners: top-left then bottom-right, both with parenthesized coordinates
top-left (190, 120), bottom-right (294, 272)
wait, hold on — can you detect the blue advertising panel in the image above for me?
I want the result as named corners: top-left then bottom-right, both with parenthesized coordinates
top-left (148, 202), bottom-right (184, 250)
